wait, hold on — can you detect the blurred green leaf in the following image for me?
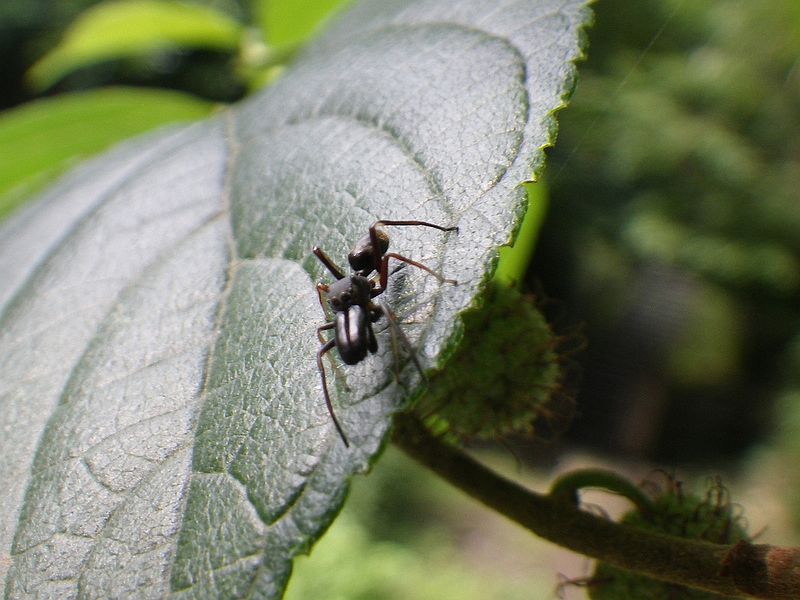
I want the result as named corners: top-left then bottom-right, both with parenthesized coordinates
top-left (239, 0), bottom-right (350, 89)
top-left (0, 87), bottom-right (214, 219)
top-left (255, 0), bottom-right (349, 47)
top-left (27, 0), bottom-right (245, 90)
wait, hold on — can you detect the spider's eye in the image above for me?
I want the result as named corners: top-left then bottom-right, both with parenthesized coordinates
top-left (330, 298), bottom-right (340, 308)
top-left (341, 292), bottom-right (350, 304)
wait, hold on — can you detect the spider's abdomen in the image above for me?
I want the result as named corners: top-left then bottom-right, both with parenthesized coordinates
top-left (335, 306), bottom-right (369, 365)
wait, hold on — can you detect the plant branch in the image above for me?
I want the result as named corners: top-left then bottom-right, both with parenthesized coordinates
top-left (392, 413), bottom-right (800, 599)
top-left (548, 467), bottom-right (656, 517)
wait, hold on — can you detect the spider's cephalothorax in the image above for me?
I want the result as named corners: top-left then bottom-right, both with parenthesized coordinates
top-left (312, 220), bottom-right (458, 446)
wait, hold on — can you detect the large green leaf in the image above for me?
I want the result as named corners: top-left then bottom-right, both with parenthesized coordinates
top-left (0, 0), bottom-right (590, 597)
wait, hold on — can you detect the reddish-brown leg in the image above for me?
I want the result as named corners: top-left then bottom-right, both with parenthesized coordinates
top-left (313, 246), bottom-right (346, 280)
top-left (317, 320), bottom-right (333, 344)
top-left (373, 252), bottom-right (456, 296)
top-left (368, 220), bottom-right (458, 275)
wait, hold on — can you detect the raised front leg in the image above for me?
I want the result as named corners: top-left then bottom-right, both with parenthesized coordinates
top-left (313, 246), bottom-right (346, 280)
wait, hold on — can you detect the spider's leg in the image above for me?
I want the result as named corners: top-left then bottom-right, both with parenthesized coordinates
top-left (317, 338), bottom-right (349, 447)
top-left (372, 252), bottom-right (456, 295)
top-left (378, 300), bottom-right (426, 380)
top-left (316, 318), bottom-right (334, 344)
top-left (313, 247), bottom-right (346, 280)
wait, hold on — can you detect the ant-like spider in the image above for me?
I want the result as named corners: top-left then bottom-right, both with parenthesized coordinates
top-left (312, 220), bottom-right (458, 447)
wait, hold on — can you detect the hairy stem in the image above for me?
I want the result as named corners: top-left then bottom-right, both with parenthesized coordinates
top-left (549, 467), bottom-right (656, 516)
top-left (392, 413), bottom-right (799, 599)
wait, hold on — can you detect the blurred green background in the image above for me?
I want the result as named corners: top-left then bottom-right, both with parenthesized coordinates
top-left (3, 0), bottom-right (800, 597)
top-left (539, 0), bottom-right (800, 468)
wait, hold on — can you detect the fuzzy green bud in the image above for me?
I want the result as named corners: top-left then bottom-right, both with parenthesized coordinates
top-left (588, 478), bottom-right (748, 599)
top-left (416, 281), bottom-right (566, 440)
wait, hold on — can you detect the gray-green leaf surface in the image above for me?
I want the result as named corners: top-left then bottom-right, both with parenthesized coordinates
top-left (0, 0), bottom-right (590, 597)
